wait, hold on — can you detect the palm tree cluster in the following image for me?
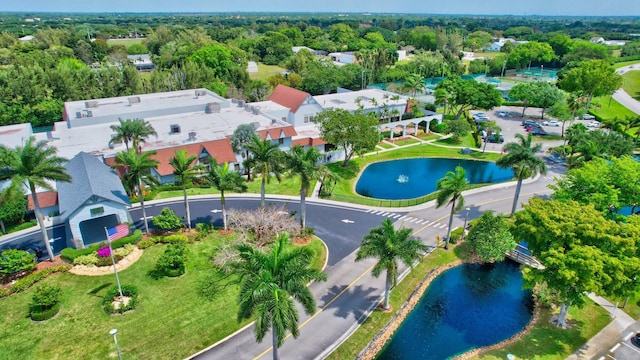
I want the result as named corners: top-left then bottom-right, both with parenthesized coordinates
top-left (110, 118), bottom-right (157, 153)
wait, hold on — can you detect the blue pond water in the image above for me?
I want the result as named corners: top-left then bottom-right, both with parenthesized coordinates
top-left (377, 261), bottom-right (533, 360)
top-left (356, 158), bottom-right (514, 200)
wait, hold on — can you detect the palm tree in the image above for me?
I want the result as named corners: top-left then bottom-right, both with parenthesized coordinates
top-left (496, 133), bottom-right (547, 216)
top-left (246, 137), bottom-right (284, 207)
top-left (0, 137), bottom-right (71, 261)
top-left (235, 232), bottom-right (326, 360)
top-left (110, 118), bottom-right (157, 153)
top-left (169, 149), bottom-right (203, 229)
top-left (206, 160), bottom-right (247, 230)
top-left (402, 73), bottom-right (426, 97)
top-left (286, 145), bottom-right (321, 229)
top-left (113, 149), bottom-right (159, 234)
top-left (355, 218), bottom-right (428, 310)
top-left (230, 124), bottom-right (258, 180)
top-left (435, 166), bottom-right (468, 250)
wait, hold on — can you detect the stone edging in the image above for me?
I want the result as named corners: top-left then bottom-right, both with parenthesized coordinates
top-left (356, 260), bottom-right (539, 360)
top-left (68, 247), bottom-right (143, 276)
top-left (356, 260), bottom-right (464, 360)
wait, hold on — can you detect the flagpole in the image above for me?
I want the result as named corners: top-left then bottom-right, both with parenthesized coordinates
top-left (105, 227), bottom-right (124, 300)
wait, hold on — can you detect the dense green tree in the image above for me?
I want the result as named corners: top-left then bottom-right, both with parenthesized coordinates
top-left (206, 160), bottom-right (247, 230)
top-left (443, 120), bottom-right (471, 142)
top-left (0, 137), bottom-right (71, 261)
top-left (435, 166), bottom-right (468, 250)
top-left (169, 149), bottom-right (203, 229)
top-left (496, 133), bottom-right (547, 216)
top-left (114, 149), bottom-right (159, 234)
top-left (466, 211), bottom-right (516, 263)
top-left (557, 60), bottom-right (622, 108)
top-left (508, 41), bottom-right (556, 69)
top-left (356, 218), bottom-right (428, 310)
top-left (230, 124), bottom-right (258, 180)
top-left (509, 82), bottom-right (563, 119)
top-left (256, 31), bottom-right (293, 65)
top-left (286, 146), bottom-right (321, 229)
top-left (562, 40), bottom-right (610, 63)
top-left (513, 198), bottom-right (640, 328)
top-left (464, 31), bottom-right (492, 52)
top-left (434, 76), bottom-right (502, 119)
top-left (313, 108), bottom-right (378, 167)
top-left (245, 137), bottom-right (285, 207)
top-left (0, 179), bottom-right (27, 234)
top-left (301, 60), bottom-right (344, 95)
top-left (234, 232), bottom-right (326, 360)
top-left (187, 43), bottom-right (234, 79)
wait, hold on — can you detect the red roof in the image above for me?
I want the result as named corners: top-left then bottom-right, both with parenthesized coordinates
top-left (257, 126), bottom-right (298, 141)
top-left (148, 139), bottom-right (237, 176)
top-left (267, 84), bottom-right (311, 113)
top-left (291, 137), bottom-right (327, 147)
top-left (27, 191), bottom-right (58, 211)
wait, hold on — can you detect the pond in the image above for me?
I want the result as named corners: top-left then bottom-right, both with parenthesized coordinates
top-left (355, 158), bottom-right (514, 200)
top-left (377, 261), bottom-right (533, 360)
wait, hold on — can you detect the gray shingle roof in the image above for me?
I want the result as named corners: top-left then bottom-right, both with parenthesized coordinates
top-left (57, 152), bottom-right (130, 219)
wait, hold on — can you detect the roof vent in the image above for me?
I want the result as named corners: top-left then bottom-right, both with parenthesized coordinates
top-left (245, 104), bottom-right (251, 111)
top-left (170, 124), bottom-right (180, 134)
top-left (205, 102), bottom-right (221, 114)
top-left (231, 98), bottom-right (237, 103)
top-left (252, 107), bottom-right (260, 115)
top-left (238, 100), bottom-right (245, 107)
top-left (195, 89), bottom-right (207, 97)
top-left (272, 118), bottom-right (277, 124)
top-left (188, 132), bottom-right (196, 141)
top-left (75, 112), bottom-right (82, 118)
top-left (128, 96), bottom-right (141, 105)
top-left (85, 100), bottom-right (98, 108)
top-left (85, 110), bottom-right (93, 117)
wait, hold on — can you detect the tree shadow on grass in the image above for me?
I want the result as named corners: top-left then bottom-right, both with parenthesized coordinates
top-left (327, 161), bottom-right (360, 180)
top-left (87, 282), bottom-right (113, 298)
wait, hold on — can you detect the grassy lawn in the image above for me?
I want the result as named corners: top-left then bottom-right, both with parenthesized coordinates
top-left (591, 96), bottom-right (638, 120)
top-left (326, 243), bottom-right (472, 359)
top-left (613, 60), bottom-right (640, 69)
top-left (249, 62), bottom-right (287, 81)
top-left (0, 234), bottom-right (325, 360)
top-left (534, 134), bottom-right (563, 142)
top-left (392, 138), bottom-right (420, 146)
top-left (416, 132), bottom-right (442, 141)
top-left (435, 133), bottom-right (478, 148)
top-left (377, 142), bottom-right (395, 149)
top-left (106, 38), bottom-right (145, 47)
top-left (607, 288), bottom-right (640, 320)
top-left (478, 302), bottom-right (611, 360)
top-left (622, 70), bottom-right (640, 100)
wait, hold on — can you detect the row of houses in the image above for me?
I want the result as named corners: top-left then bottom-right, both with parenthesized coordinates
top-left (1, 85), bottom-right (441, 249)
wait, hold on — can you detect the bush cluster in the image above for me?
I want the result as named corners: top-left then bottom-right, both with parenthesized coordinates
top-left (102, 284), bottom-right (138, 314)
top-left (29, 283), bottom-right (62, 321)
top-left (151, 244), bottom-right (187, 278)
top-left (0, 249), bottom-right (37, 276)
top-left (72, 244), bottom-right (135, 266)
top-left (61, 229), bottom-right (142, 263)
top-left (0, 265), bottom-right (71, 299)
top-left (138, 233), bottom-right (189, 249)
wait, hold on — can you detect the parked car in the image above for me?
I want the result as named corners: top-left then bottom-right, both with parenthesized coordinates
top-left (524, 123), bottom-right (543, 132)
top-left (486, 134), bottom-right (504, 143)
top-left (530, 128), bottom-right (547, 136)
top-left (583, 114), bottom-right (596, 120)
top-left (587, 121), bottom-right (601, 128)
top-left (497, 111), bottom-right (508, 117)
top-left (542, 120), bottom-right (560, 127)
top-left (522, 120), bottom-right (538, 127)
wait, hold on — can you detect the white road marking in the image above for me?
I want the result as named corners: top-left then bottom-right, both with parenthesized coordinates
top-left (210, 209), bottom-right (222, 213)
top-left (341, 219), bottom-right (355, 224)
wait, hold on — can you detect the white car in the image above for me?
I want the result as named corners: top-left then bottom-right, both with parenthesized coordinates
top-left (497, 111), bottom-right (508, 117)
top-left (587, 121), bottom-right (601, 128)
top-left (542, 120), bottom-right (560, 127)
top-left (583, 114), bottom-right (596, 120)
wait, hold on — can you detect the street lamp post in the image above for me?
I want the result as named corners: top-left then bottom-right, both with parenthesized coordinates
top-left (110, 329), bottom-right (122, 360)
top-left (462, 207), bottom-right (471, 239)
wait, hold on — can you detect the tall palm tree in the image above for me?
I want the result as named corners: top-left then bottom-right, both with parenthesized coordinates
top-left (169, 149), bottom-right (203, 229)
top-left (0, 137), bottom-right (71, 261)
top-left (402, 73), bottom-right (426, 97)
top-left (110, 118), bottom-right (157, 153)
top-left (130, 118), bottom-right (157, 153)
top-left (496, 133), bottom-right (547, 216)
top-left (113, 149), bottom-right (159, 234)
top-left (435, 166), bottom-right (468, 250)
top-left (355, 218), bottom-right (428, 310)
top-left (235, 232), bottom-right (326, 360)
top-left (246, 137), bottom-right (284, 207)
top-left (230, 124), bottom-right (258, 181)
top-left (206, 160), bottom-right (247, 230)
top-left (286, 146), bottom-right (320, 229)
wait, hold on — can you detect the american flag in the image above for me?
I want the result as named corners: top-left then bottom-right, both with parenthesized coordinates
top-left (107, 224), bottom-right (130, 242)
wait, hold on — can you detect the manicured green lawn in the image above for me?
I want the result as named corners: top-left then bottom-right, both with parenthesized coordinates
top-left (392, 138), bottom-right (420, 146)
top-left (106, 38), bottom-right (145, 47)
top-left (249, 62), bottom-right (287, 81)
top-left (613, 60), bottom-right (640, 69)
top-left (0, 234), bottom-right (325, 360)
top-left (377, 142), bottom-right (395, 149)
top-left (622, 70), bottom-right (640, 100)
top-left (591, 96), bottom-right (638, 120)
top-left (479, 302), bottom-right (611, 360)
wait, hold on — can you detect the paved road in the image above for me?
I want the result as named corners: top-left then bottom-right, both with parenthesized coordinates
top-left (614, 65), bottom-right (640, 116)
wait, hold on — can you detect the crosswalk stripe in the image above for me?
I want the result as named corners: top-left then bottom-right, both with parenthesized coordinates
top-left (439, 223), bottom-right (447, 229)
top-left (380, 212), bottom-right (389, 216)
top-left (385, 213), bottom-right (395, 217)
top-left (398, 215), bottom-right (406, 220)
top-left (409, 218), bottom-right (418, 223)
top-left (372, 210), bottom-right (382, 215)
top-left (392, 214), bottom-right (401, 219)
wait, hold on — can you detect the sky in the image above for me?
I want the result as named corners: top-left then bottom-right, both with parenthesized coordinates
top-left (2, 0), bottom-right (639, 17)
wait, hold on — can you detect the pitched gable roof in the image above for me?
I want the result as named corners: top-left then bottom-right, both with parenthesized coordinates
top-left (267, 84), bottom-right (311, 113)
top-left (27, 191), bottom-right (58, 211)
top-left (148, 139), bottom-right (237, 176)
top-left (57, 152), bottom-right (130, 219)
top-left (257, 126), bottom-right (297, 141)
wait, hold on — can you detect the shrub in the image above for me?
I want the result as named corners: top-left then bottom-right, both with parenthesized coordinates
top-left (137, 239), bottom-right (155, 249)
top-left (102, 284), bottom-right (138, 314)
top-left (152, 244), bottom-right (187, 278)
top-left (9, 265), bottom-right (71, 294)
top-left (163, 234), bottom-right (189, 244)
top-left (61, 230), bottom-right (142, 262)
top-left (29, 283), bottom-right (62, 321)
top-left (449, 227), bottom-right (465, 245)
top-left (0, 249), bottom-right (37, 275)
top-left (113, 244), bottom-right (135, 257)
top-left (152, 207), bottom-right (184, 231)
top-left (73, 253), bottom-right (99, 266)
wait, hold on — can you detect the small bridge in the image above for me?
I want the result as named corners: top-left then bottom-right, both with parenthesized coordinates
top-left (507, 243), bottom-right (544, 269)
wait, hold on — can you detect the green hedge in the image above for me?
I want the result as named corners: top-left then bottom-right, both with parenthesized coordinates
top-left (1, 265), bottom-right (71, 298)
top-left (102, 284), bottom-right (139, 314)
top-left (61, 229), bottom-right (142, 263)
top-left (30, 302), bottom-right (61, 321)
top-left (138, 233), bottom-right (189, 249)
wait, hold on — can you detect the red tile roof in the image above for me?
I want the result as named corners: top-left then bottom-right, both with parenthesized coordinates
top-left (148, 139), bottom-right (237, 176)
top-left (267, 84), bottom-right (311, 113)
top-left (258, 126), bottom-right (297, 141)
top-left (27, 191), bottom-right (58, 211)
top-left (291, 137), bottom-right (327, 147)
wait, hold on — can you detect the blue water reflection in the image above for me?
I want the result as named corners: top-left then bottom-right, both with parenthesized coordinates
top-left (355, 158), bottom-right (514, 200)
top-left (378, 261), bottom-right (533, 360)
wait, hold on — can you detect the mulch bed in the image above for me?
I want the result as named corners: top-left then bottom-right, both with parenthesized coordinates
top-left (36, 256), bottom-right (67, 271)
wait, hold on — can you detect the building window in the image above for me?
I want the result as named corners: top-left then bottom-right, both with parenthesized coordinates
top-left (304, 115), bottom-right (314, 123)
top-left (278, 138), bottom-right (284, 145)
top-left (90, 207), bottom-right (104, 216)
